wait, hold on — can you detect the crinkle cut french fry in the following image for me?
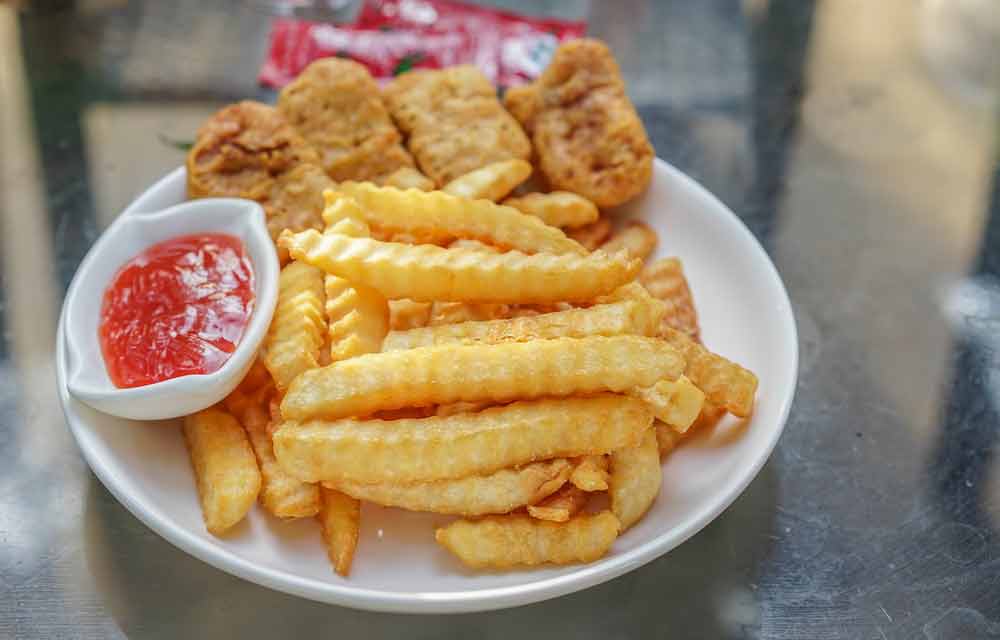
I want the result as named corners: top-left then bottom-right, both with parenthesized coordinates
top-left (377, 166), bottom-right (436, 191)
top-left (600, 221), bottom-right (657, 262)
top-left (655, 421), bottom-right (683, 457)
top-left (427, 301), bottom-right (513, 326)
top-left (629, 375), bottom-right (705, 432)
top-left (610, 428), bottom-right (661, 531)
top-left (326, 216), bottom-right (372, 239)
top-left (324, 274), bottom-right (389, 361)
top-left (183, 408), bottom-right (261, 535)
top-left (388, 299), bottom-right (433, 330)
top-left (281, 336), bottom-right (683, 421)
top-left (263, 261), bottom-right (326, 390)
top-left (381, 299), bottom-right (664, 351)
top-left (334, 182), bottom-right (584, 255)
top-left (640, 257), bottom-right (700, 339)
top-left (320, 193), bottom-right (371, 235)
top-left (566, 216), bottom-right (612, 251)
top-left (692, 402), bottom-right (727, 431)
top-left (242, 404), bottom-right (320, 518)
top-left (273, 395), bottom-right (652, 484)
top-left (237, 358), bottom-right (271, 395)
top-left (222, 380), bottom-right (274, 424)
top-left (279, 229), bottom-right (638, 304)
top-left (321, 195), bottom-right (431, 339)
top-left (569, 454), bottom-right (610, 492)
top-left (317, 487), bottom-right (360, 576)
top-left (326, 459), bottom-right (572, 516)
top-left (435, 511), bottom-right (620, 569)
top-left (527, 484), bottom-right (588, 522)
top-left (441, 159), bottom-right (533, 202)
top-left (661, 328), bottom-right (758, 417)
top-left (425, 240), bottom-right (510, 325)
top-left (503, 191), bottom-right (599, 229)
top-left (594, 280), bottom-right (655, 304)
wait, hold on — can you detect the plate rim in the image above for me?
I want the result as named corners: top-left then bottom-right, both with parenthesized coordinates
top-left (56, 158), bottom-right (798, 614)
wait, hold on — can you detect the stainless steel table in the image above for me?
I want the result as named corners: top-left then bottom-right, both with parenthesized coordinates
top-left (2, 1), bottom-right (999, 637)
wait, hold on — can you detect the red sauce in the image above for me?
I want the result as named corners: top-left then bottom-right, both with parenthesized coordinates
top-left (99, 233), bottom-right (255, 388)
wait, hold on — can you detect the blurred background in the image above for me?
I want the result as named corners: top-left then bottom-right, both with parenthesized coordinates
top-left (1, 1), bottom-right (999, 638)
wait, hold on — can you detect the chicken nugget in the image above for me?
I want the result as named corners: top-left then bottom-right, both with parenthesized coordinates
top-left (187, 102), bottom-right (331, 256)
top-left (384, 66), bottom-right (531, 186)
top-left (278, 58), bottom-right (417, 182)
top-left (266, 164), bottom-right (331, 255)
top-left (187, 101), bottom-right (319, 200)
top-left (504, 39), bottom-right (653, 207)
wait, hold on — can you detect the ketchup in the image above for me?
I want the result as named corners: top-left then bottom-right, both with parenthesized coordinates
top-left (99, 233), bottom-right (255, 388)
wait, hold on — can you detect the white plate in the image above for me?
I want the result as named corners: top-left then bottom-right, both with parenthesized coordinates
top-left (56, 159), bottom-right (797, 614)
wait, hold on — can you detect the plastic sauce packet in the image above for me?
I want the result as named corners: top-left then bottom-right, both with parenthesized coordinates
top-left (259, 0), bottom-right (586, 88)
top-left (259, 20), bottom-right (474, 87)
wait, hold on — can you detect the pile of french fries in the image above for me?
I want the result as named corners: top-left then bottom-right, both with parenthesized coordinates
top-left (178, 41), bottom-right (757, 576)
top-left (183, 161), bottom-right (758, 575)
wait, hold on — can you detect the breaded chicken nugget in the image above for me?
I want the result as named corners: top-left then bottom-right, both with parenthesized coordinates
top-left (384, 66), bottom-right (531, 186)
top-left (504, 39), bottom-right (653, 207)
top-left (187, 101), bottom-right (319, 200)
top-left (266, 163), bottom-right (332, 248)
top-left (187, 101), bottom-right (331, 255)
top-left (278, 58), bottom-right (417, 182)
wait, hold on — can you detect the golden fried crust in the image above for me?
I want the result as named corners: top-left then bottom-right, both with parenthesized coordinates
top-left (278, 58), bottom-right (415, 182)
top-left (504, 39), bottom-right (654, 207)
top-left (187, 101), bottom-right (331, 260)
top-left (502, 84), bottom-right (541, 128)
top-left (187, 101), bottom-right (319, 200)
top-left (384, 66), bottom-right (531, 185)
top-left (265, 164), bottom-right (331, 245)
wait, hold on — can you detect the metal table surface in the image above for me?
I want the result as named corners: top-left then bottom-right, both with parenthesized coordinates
top-left (2, 1), bottom-right (999, 638)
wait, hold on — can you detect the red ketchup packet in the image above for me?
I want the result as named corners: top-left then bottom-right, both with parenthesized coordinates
top-left (258, 0), bottom-right (586, 89)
